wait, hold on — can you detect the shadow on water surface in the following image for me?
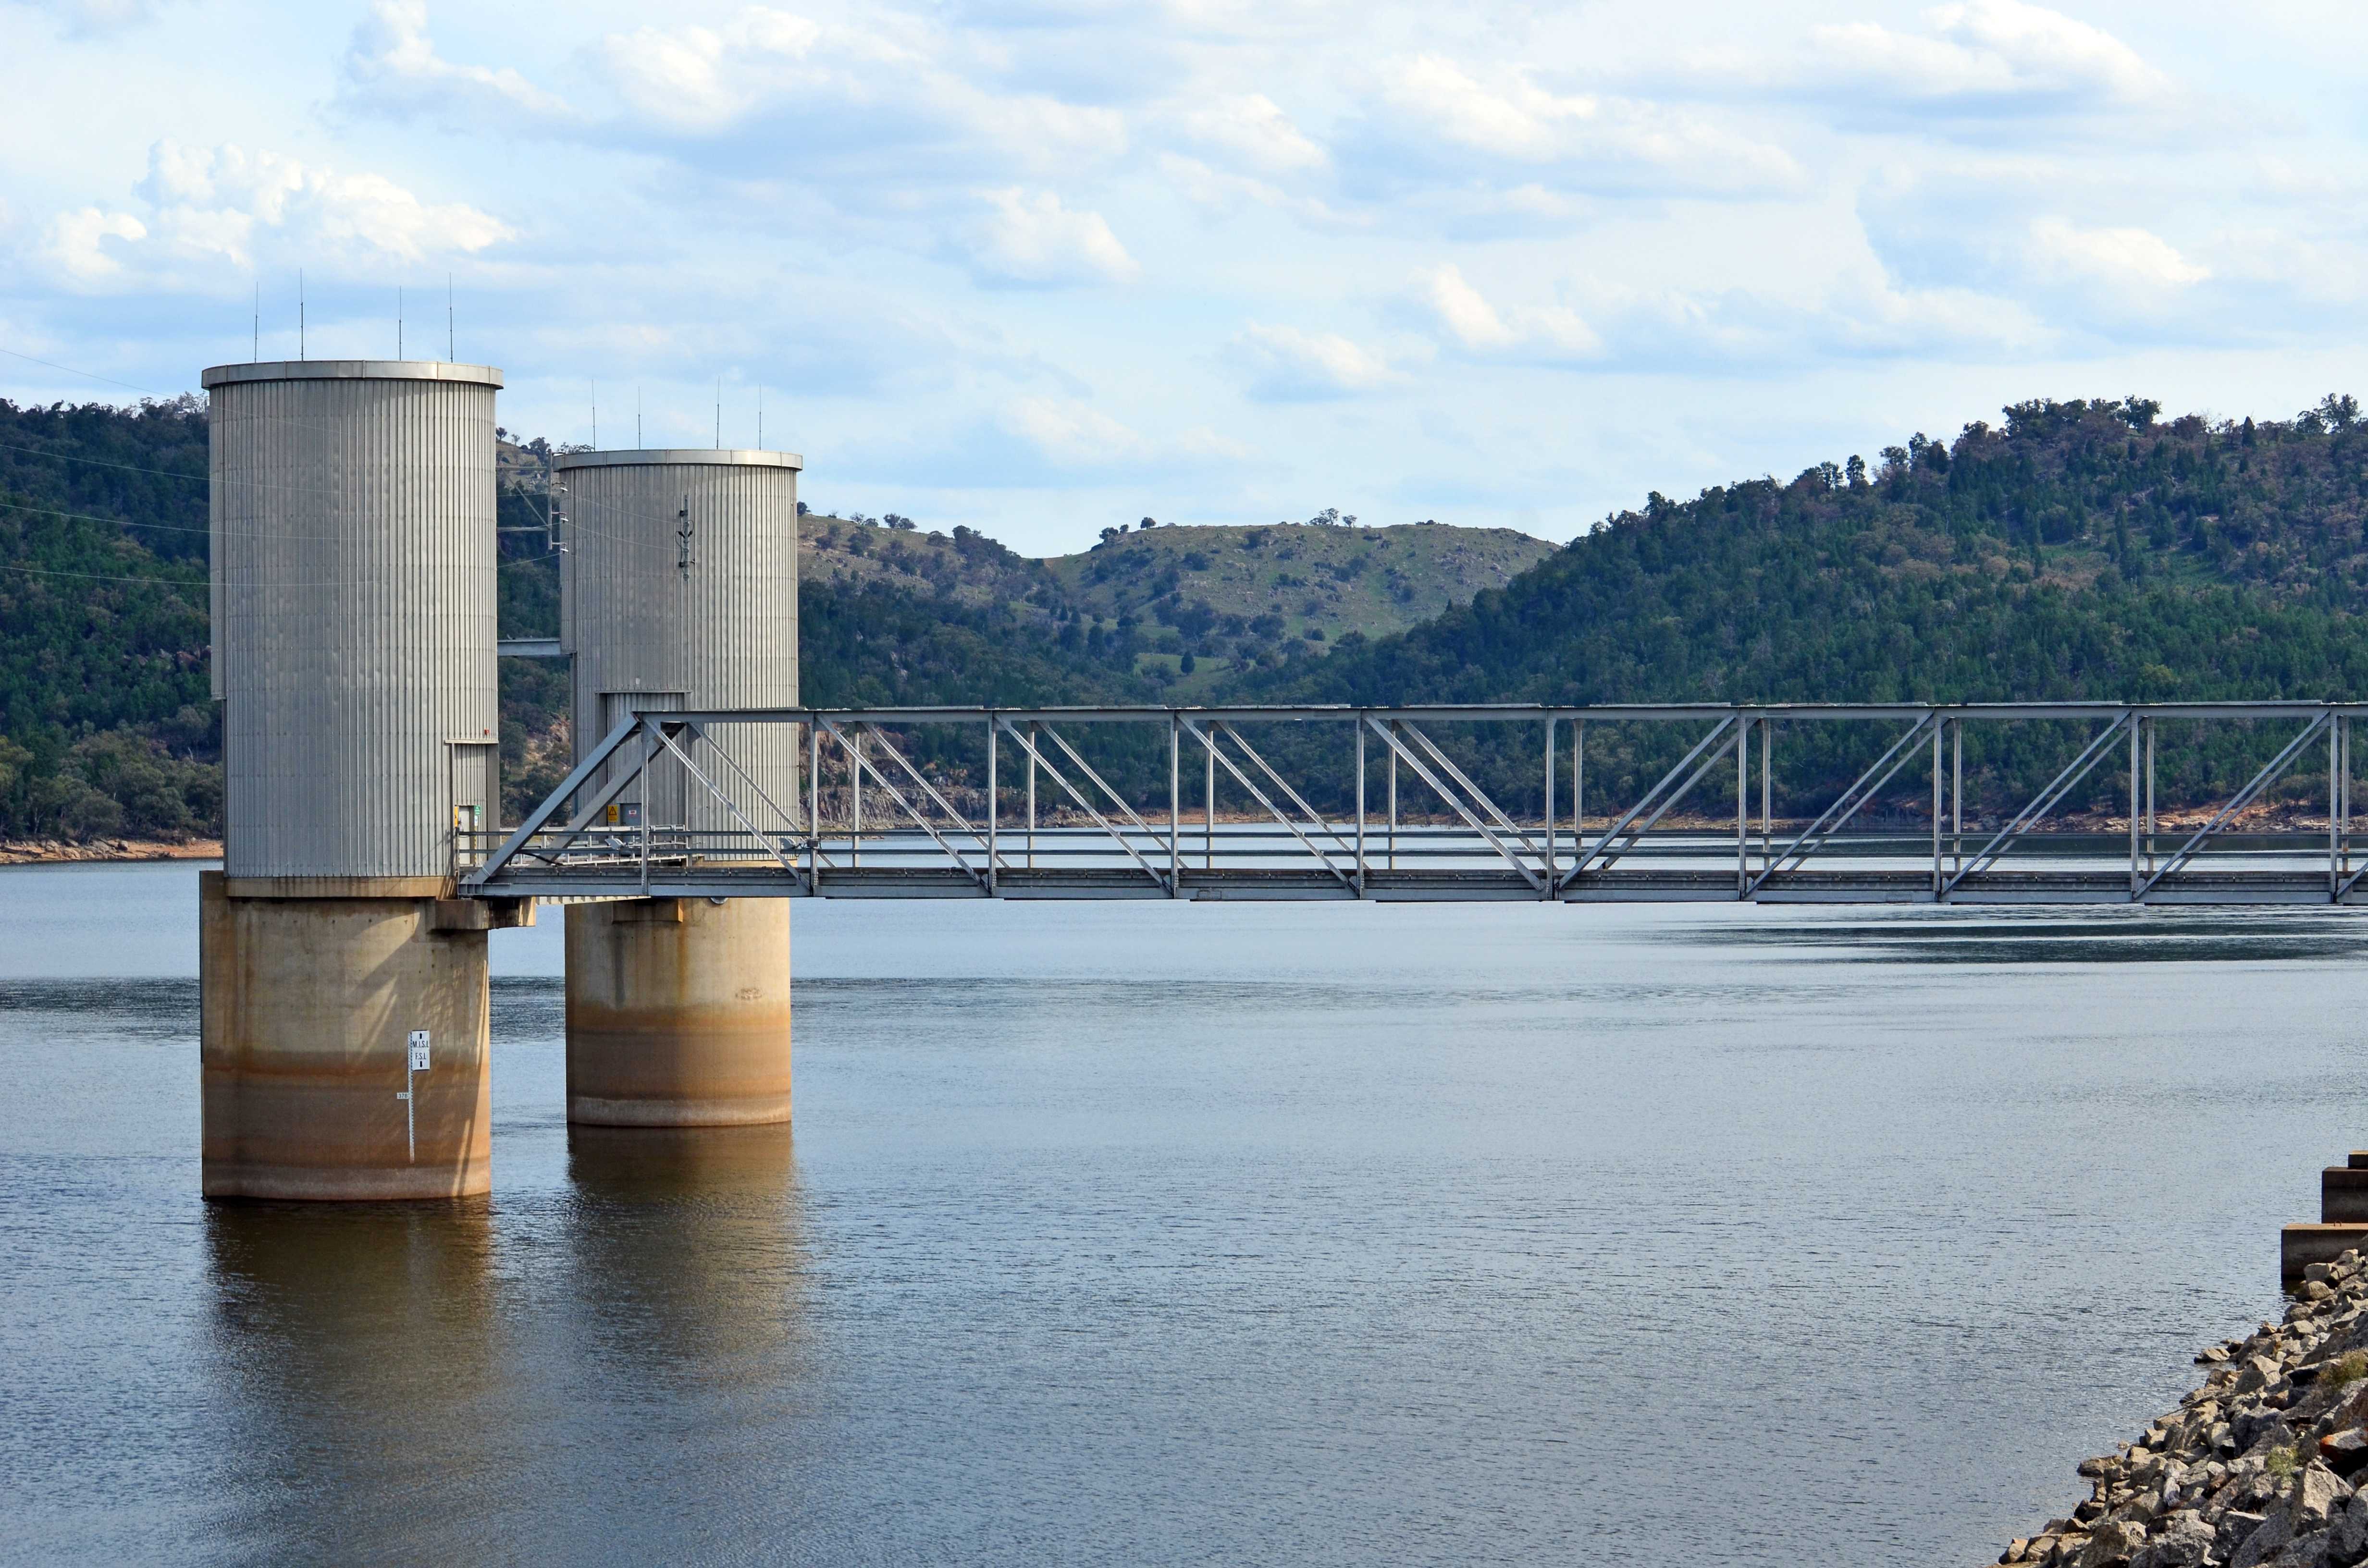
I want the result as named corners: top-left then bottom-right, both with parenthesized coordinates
top-left (201, 1200), bottom-right (509, 1565)
top-left (559, 1122), bottom-right (813, 1377)
top-left (194, 1126), bottom-right (814, 1567)
top-left (1690, 907), bottom-right (2368, 965)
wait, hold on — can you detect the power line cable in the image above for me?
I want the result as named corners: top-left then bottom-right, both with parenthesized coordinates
top-left (0, 441), bottom-right (203, 483)
top-left (0, 346), bottom-right (160, 397)
top-left (0, 434), bottom-right (680, 551)
top-left (0, 559), bottom-right (204, 588)
top-left (0, 423), bottom-right (808, 558)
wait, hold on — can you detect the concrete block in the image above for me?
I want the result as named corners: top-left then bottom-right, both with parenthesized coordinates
top-left (2285, 1225), bottom-right (2368, 1282)
top-left (2326, 1168), bottom-right (2368, 1223)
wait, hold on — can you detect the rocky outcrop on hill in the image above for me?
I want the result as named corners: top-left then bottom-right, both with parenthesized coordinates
top-left (1998, 1251), bottom-right (2368, 1567)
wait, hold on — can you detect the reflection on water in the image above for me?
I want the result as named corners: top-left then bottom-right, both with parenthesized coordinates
top-left (560, 1123), bottom-right (809, 1382)
top-left (191, 1128), bottom-right (811, 1567)
top-left (202, 1202), bottom-right (506, 1564)
top-left (1688, 907), bottom-right (2368, 965)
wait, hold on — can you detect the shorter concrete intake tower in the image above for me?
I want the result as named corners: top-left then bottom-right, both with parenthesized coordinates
top-left (555, 447), bottom-right (801, 1126)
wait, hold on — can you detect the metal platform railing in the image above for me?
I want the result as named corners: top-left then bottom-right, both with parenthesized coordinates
top-left (459, 702), bottom-right (2368, 905)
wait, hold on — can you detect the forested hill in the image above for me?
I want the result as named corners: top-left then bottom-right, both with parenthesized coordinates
top-left (1257, 396), bottom-right (2368, 710)
top-left (12, 389), bottom-right (2368, 841)
top-left (0, 397), bottom-right (214, 842)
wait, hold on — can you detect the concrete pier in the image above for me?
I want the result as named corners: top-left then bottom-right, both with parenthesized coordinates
top-left (564, 897), bottom-right (792, 1127)
top-left (200, 873), bottom-right (508, 1199)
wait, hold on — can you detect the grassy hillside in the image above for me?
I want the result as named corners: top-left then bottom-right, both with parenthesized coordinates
top-left (492, 498), bottom-right (1554, 808)
top-left (799, 513), bottom-right (1552, 676)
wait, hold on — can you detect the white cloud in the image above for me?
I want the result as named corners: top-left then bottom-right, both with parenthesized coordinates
top-left (576, 8), bottom-right (835, 135)
top-left (1805, 0), bottom-right (2171, 110)
top-left (1223, 322), bottom-right (1400, 400)
top-left (17, 0), bottom-right (2368, 554)
top-left (1411, 265), bottom-right (1601, 362)
top-left (1004, 396), bottom-right (1155, 466)
top-left (1178, 94), bottom-right (1327, 176)
top-left (2028, 219), bottom-right (2208, 289)
top-left (25, 0), bottom-right (166, 37)
top-left (574, 5), bottom-right (1127, 177)
top-left (959, 189), bottom-right (1137, 287)
top-left (36, 208), bottom-right (148, 284)
top-left (1362, 54), bottom-right (1801, 196)
top-left (29, 141), bottom-right (512, 292)
top-left (337, 1), bottom-right (576, 133)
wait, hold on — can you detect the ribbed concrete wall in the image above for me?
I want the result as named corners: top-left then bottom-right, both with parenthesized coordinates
top-left (557, 449), bottom-right (800, 835)
top-left (205, 360), bottom-right (501, 881)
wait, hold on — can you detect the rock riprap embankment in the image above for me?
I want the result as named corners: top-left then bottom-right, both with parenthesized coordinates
top-left (1998, 1251), bottom-right (2368, 1567)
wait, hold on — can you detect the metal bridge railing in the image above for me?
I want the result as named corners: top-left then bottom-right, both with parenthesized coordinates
top-left (458, 702), bottom-right (2368, 905)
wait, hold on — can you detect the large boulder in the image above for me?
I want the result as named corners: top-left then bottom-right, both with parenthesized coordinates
top-left (2077, 1519), bottom-right (2148, 1566)
top-left (2129, 1511), bottom-right (2215, 1568)
top-left (2234, 1466), bottom-right (2355, 1568)
top-left (2330, 1493), bottom-right (2368, 1565)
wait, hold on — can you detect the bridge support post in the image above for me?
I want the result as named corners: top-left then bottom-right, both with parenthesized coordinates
top-left (566, 897), bottom-right (792, 1127)
top-left (200, 874), bottom-right (498, 1200)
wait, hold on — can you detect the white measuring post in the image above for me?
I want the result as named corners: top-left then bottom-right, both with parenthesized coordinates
top-left (399, 1029), bottom-right (430, 1162)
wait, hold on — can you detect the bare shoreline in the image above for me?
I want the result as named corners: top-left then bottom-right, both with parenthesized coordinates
top-left (0, 839), bottom-right (221, 867)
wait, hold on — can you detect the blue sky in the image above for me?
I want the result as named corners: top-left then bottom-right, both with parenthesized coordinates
top-left (3, 0), bottom-right (2365, 554)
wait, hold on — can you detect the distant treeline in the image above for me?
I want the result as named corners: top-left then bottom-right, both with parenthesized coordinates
top-left (1226, 395), bottom-right (2368, 822)
top-left (0, 397), bottom-right (214, 841)
top-left (13, 391), bottom-right (2368, 841)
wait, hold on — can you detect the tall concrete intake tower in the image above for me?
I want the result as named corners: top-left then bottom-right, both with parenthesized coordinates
top-left (555, 447), bottom-right (801, 1127)
top-left (200, 358), bottom-right (523, 1200)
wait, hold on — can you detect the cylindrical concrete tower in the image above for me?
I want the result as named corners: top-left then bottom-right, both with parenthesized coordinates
top-left (200, 359), bottom-right (514, 1200)
top-left (555, 448), bottom-right (800, 1127)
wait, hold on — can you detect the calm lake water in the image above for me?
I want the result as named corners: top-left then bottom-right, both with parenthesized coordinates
top-left (1, 862), bottom-right (2359, 1566)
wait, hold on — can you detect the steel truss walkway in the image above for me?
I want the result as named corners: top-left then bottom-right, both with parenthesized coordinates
top-left (461, 702), bottom-right (2368, 906)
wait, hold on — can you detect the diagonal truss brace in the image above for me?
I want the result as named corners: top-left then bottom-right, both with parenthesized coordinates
top-left (1363, 716), bottom-right (1544, 891)
top-left (466, 713), bottom-right (646, 886)
top-left (818, 717), bottom-right (989, 888)
top-left (675, 720), bottom-right (814, 890)
top-left (1205, 722), bottom-right (1359, 866)
top-left (2139, 711), bottom-right (2330, 899)
top-left (1184, 720), bottom-right (1355, 888)
top-left (683, 721), bottom-right (806, 837)
top-left (1563, 716), bottom-right (1738, 882)
top-left (845, 722), bottom-right (989, 861)
top-left (996, 718), bottom-right (1170, 892)
top-left (1747, 713), bottom-right (1936, 895)
top-left (1943, 714), bottom-right (2132, 895)
top-left (649, 721), bottom-right (803, 880)
top-left (1396, 720), bottom-right (1543, 861)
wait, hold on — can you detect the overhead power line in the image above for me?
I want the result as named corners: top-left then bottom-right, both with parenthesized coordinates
top-left (0, 345), bottom-right (161, 396)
